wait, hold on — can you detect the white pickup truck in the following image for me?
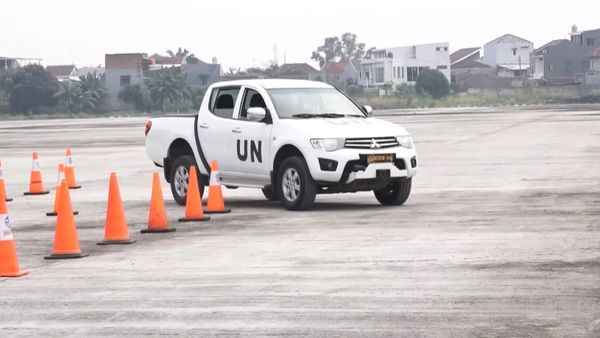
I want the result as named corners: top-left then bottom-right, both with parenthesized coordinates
top-left (145, 79), bottom-right (417, 210)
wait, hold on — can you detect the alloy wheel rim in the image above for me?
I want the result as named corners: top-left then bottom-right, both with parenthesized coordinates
top-left (174, 166), bottom-right (189, 197)
top-left (282, 168), bottom-right (301, 202)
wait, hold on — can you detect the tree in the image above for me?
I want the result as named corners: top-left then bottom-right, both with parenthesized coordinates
top-left (395, 83), bottom-right (417, 108)
top-left (3, 65), bottom-right (58, 113)
top-left (118, 84), bottom-right (153, 111)
top-left (167, 47), bottom-right (200, 64)
top-left (415, 69), bottom-right (450, 99)
top-left (145, 68), bottom-right (190, 111)
top-left (77, 72), bottom-right (107, 112)
top-left (54, 72), bottom-right (107, 113)
top-left (190, 86), bottom-right (207, 110)
top-left (311, 33), bottom-right (373, 68)
top-left (54, 82), bottom-right (82, 113)
top-left (381, 82), bottom-right (394, 96)
top-left (245, 61), bottom-right (279, 77)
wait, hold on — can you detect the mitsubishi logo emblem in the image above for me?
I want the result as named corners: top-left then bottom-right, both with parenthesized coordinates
top-left (370, 139), bottom-right (381, 149)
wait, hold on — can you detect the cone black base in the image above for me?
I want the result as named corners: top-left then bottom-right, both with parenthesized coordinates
top-left (44, 253), bottom-right (89, 259)
top-left (46, 211), bottom-right (79, 217)
top-left (5, 198), bottom-right (13, 202)
top-left (141, 228), bottom-right (176, 233)
top-left (0, 270), bottom-right (29, 278)
top-left (204, 209), bottom-right (231, 214)
top-left (69, 185), bottom-right (82, 190)
top-left (24, 191), bottom-right (50, 196)
top-left (97, 239), bottom-right (136, 245)
top-left (178, 216), bottom-right (211, 222)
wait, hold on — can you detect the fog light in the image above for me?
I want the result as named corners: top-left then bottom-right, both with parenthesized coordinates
top-left (318, 158), bottom-right (338, 171)
top-left (411, 156), bottom-right (417, 168)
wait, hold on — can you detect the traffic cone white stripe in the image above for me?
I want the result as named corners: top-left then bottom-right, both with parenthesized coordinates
top-left (209, 171), bottom-right (221, 186)
top-left (56, 168), bottom-right (65, 188)
top-left (0, 213), bottom-right (13, 241)
top-left (32, 160), bottom-right (40, 171)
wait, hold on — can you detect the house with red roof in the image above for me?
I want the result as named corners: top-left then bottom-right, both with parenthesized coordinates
top-left (46, 65), bottom-right (78, 82)
top-left (321, 61), bottom-right (359, 85)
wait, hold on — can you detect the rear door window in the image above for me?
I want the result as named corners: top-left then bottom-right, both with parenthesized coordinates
top-left (209, 87), bottom-right (240, 119)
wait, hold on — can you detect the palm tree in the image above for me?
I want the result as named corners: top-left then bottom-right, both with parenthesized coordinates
top-left (78, 72), bottom-right (106, 112)
top-left (54, 82), bottom-right (82, 113)
top-left (145, 69), bottom-right (189, 111)
top-left (166, 47), bottom-right (199, 64)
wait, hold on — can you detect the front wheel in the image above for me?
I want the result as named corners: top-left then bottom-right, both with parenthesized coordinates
top-left (374, 178), bottom-right (412, 206)
top-left (277, 157), bottom-right (317, 210)
top-left (170, 155), bottom-right (204, 206)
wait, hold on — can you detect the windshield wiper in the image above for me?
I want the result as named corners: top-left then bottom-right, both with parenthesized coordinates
top-left (320, 113), bottom-right (346, 118)
top-left (291, 113), bottom-right (321, 118)
top-left (291, 113), bottom-right (346, 118)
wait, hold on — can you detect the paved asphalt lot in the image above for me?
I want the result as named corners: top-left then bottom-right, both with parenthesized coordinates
top-left (0, 106), bottom-right (599, 337)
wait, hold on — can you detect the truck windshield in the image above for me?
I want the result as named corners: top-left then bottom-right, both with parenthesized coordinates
top-left (267, 88), bottom-right (365, 119)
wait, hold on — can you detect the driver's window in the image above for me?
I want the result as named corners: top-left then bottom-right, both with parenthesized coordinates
top-left (239, 88), bottom-right (267, 121)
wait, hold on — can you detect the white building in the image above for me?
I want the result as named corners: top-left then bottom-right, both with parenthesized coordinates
top-left (358, 42), bottom-right (451, 87)
top-left (482, 34), bottom-right (533, 78)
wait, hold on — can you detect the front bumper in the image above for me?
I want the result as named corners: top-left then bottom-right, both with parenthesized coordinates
top-left (306, 147), bottom-right (418, 185)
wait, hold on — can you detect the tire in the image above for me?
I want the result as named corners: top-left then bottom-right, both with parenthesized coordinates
top-left (277, 157), bottom-right (317, 210)
top-left (170, 155), bottom-right (204, 206)
top-left (261, 185), bottom-right (279, 201)
top-left (374, 178), bottom-right (412, 206)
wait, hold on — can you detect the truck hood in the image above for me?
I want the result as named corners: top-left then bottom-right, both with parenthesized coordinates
top-left (276, 117), bottom-right (409, 138)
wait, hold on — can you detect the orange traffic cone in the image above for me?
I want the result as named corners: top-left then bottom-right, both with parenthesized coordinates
top-left (64, 148), bottom-right (81, 189)
top-left (205, 160), bottom-right (231, 214)
top-left (97, 173), bottom-right (136, 245)
top-left (142, 173), bottom-right (176, 233)
top-left (47, 164), bottom-right (78, 217)
top-left (0, 187), bottom-right (28, 277)
top-left (24, 152), bottom-right (49, 196)
top-left (0, 160), bottom-right (13, 202)
top-left (44, 180), bottom-right (88, 259)
top-left (178, 166), bottom-right (210, 222)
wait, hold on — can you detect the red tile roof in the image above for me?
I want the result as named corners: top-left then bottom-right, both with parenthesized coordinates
top-left (322, 62), bottom-right (348, 75)
top-left (105, 53), bottom-right (145, 69)
top-left (46, 65), bottom-right (76, 77)
top-left (275, 63), bottom-right (319, 75)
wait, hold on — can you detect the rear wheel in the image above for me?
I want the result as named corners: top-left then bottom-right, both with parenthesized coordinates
top-left (277, 157), bottom-right (316, 210)
top-left (170, 155), bottom-right (204, 206)
top-left (374, 178), bottom-right (412, 206)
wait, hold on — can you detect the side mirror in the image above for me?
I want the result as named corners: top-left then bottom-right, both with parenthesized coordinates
top-left (362, 105), bottom-right (373, 116)
top-left (247, 107), bottom-right (267, 122)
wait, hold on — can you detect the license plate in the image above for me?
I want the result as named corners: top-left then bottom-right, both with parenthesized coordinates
top-left (362, 153), bottom-right (395, 164)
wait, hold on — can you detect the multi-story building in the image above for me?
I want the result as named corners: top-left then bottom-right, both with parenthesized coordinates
top-left (569, 25), bottom-right (600, 49)
top-left (482, 34), bottom-right (533, 78)
top-left (531, 40), bottom-right (590, 82)
top-left (358, 42), bottom-right (451, 88)
top-left (0, 56), bottom-right (42, 70)
top-left (104, 53), bottom-right (151, 97)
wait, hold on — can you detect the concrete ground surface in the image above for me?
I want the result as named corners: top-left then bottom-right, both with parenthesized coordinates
top-left (0, 107), bottom-right (599, 337)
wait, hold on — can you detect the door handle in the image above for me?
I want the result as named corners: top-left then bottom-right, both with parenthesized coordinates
top-left (232, 127), bottom-right (242, 134)
top-left (199, 123), bottom-right (209, 129)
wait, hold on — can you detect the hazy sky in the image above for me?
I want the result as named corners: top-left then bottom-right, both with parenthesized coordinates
top-left (1, 0), bottom-right (598, 70)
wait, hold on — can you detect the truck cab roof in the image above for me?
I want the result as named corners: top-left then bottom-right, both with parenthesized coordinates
top-left (211, 79), bottom-right (333, 90)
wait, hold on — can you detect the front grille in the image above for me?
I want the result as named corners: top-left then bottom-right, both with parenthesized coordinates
top-left (344, 136), bottom-right (399, 149)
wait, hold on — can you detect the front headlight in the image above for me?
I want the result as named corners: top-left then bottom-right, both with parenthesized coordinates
top-left (310, 138), bottom-right (345, 152)
top-left (396, 135), bottom-right (414, 149)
